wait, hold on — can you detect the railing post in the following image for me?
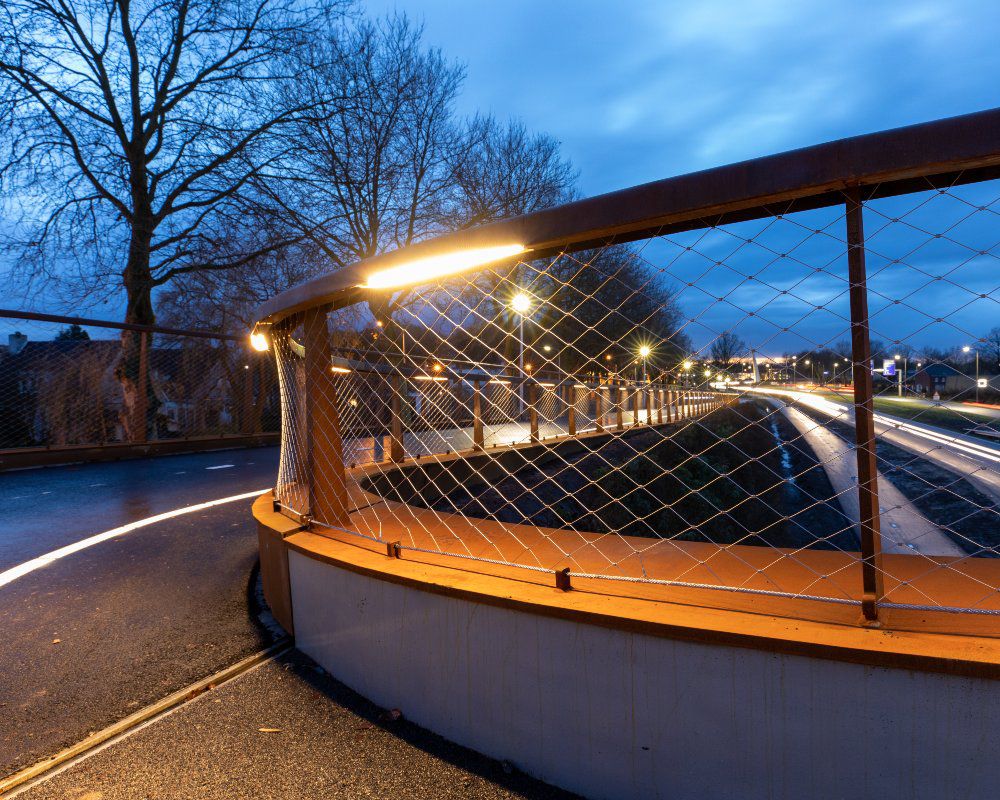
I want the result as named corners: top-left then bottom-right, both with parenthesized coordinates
top-left (845, 187), bottom-right (884, 622)
top-left (665, 388), bottom-right (673, 422)
top-left (657, 388), bottom-right (664, 424)
top-left (303, 306), bottom-right (351, 527)
top-left (632, 382), bottom-right (640, 427)
top-left (241, 352), bottom-right (254, 435)
top-left (472, 379), bottom-right (484, 451)
top-left (134, 330), bottom-right (149, 444)
top-left (566, 384), bottom-right (577, 436)
top-left (390, 373), bottom-right (405, 462)
top-left (616, 383), bottom-right (624, 431)
top-left (593, 384), bottom-right (603, 432)
top-left (528, 380), bottom-right (539, 443)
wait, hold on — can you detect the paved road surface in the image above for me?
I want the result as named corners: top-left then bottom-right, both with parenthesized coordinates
top-left (15, 650), bottom-right (576, 800)
top-left (0, 446), bottom-right (278, 570)
top-left (749, 388), bottom-right (1000, 505)
top-left (0, 445), bottom-right (574, 797)
top-left (776, 403), bottom-right (963, 557)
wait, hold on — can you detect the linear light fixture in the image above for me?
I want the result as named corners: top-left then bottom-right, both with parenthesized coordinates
top-left (414, 375), bottom-right (448, 382)
top-left (362, 244), bottom-right (527, 290)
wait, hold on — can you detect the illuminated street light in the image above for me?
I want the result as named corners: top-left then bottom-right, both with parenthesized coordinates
top-left (250, 332), bottom-right (269, 352)
top-left (638, 345), bottom-right (651, 358)
top-left (511, 292), bottom-right (531, 314)
top-left (363, 243), bottom-right (527, 290)
top-left (962, 345), bottom-right (981, 401)
top-left (511, 292), bottom-right (532, 414)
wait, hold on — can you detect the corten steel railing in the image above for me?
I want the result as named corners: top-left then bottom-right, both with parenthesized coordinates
top-left (256, 109), bottom-right (1000, 626)
top-left (0, 310), bottom-right (278, 455)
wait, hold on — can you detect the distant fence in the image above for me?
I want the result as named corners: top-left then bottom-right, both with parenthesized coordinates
top-left (256, 108), bottom-right (1000, 628)
top-left (0, 310), bottom-right (278, 467)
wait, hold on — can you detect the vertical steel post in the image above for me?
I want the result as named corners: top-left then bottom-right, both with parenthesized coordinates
top-left (632, 382), bottom-right (640, 427)
top-left (472, 379), bottom-right (484, 451)
top-left (390, 373), bottom-right (405, 462)
top-left (134, 330), bottom-right (149, 444)
top-left (616, 383), bottom-right (624, 431)
top-left (657, 388), bottom-right (664, 424)
top-left (845, 188), bottom-right (884, 621)
top-left (303, 306), bottom-right (351, 527)
top-left (566, 384), bottom-right (577, 436)
top-left (528, 380), bottom-right (539, 443)
top-left (593, 385), bottom-right (604, 432)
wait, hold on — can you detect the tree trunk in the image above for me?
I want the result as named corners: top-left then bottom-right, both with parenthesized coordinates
top-left (117, 221), bottom-right (158, 443)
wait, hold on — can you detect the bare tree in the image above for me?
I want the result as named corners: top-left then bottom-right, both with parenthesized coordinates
top-left (258, 16), bottom-right (576, 340)
top-left (710, 331), bottom-right (747, 369)
top-left (0, 0), bottom-right (343, 437)
top-left (982, 326), bottom-right (1000, 372)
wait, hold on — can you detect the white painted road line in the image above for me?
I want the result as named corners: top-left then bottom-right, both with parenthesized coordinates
top-left (0, 489), bottom-right (268, 590)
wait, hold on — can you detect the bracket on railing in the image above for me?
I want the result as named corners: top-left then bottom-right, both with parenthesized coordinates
top-left (555, 567), bottom-right (571, 591)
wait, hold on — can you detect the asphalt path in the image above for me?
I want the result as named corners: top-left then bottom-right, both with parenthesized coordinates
top-left (748, 388), bottom-right (1000, 504)
top-left (16, 650), bottom-right (577, 800)
top-left (0, 447), bottom-right (279, 779)
top-left (0, 446), bottom-right (278, 570)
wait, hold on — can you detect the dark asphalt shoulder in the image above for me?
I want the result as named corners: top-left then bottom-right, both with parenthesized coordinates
top-left (19, 649), bottom-right (580, 800)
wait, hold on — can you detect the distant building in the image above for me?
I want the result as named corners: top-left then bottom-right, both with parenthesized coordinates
top-left (911, 363), bottom-right (997, 397)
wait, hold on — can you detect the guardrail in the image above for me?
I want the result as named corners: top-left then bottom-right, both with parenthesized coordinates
top-left (0, 310), bottom-right (277, 467)
top-left (256, 108), bottom-right (1000, 627)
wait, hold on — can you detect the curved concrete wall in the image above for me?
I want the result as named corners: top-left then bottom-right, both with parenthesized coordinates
top-left (288, 549), bottom-right (1000, 800)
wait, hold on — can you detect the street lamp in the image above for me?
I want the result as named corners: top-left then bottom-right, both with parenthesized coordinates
top-left (893, 353), bottom-right (909, 398)
top-left (638, 345), bottom-right (651, 383)
top-left (512, 292), bottom-right (531, 414)
top-left (963, 345), bottom-right (980, 402)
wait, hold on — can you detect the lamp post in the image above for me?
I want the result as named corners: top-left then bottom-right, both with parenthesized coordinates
top-left (512, 292), bottom-right (531, 414)
top-left (893, 353), bottom-right (908, 398)
top-left (639, 345), bottom-right (651, 382)
top-left (963, 345), bottom-right (980, 402)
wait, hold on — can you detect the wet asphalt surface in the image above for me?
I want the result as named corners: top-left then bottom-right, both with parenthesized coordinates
top-left (0, 498), bottom-right (274, 777)
top-left (18, 650), bottom-right (578, 800)
top-left (0, 446), bottom-right (278, 570)
top-left (1, 448), bottom-right (575, 798)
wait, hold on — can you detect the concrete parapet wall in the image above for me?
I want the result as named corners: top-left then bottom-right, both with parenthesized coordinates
top-left (288, 547), bottom-right (1000, 800)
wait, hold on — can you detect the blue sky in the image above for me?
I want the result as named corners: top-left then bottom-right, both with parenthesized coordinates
top-left (5, 1), bottom-right (999, 357)
top-left (369, 0), bottom-right (1000, 197)
top-left (363, 0), bottom-right (1000, 358)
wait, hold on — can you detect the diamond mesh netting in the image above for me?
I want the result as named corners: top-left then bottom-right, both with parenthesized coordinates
top-left (269, 180), bottom-right (1000, 621)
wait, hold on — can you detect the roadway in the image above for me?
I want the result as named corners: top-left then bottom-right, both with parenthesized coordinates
top-left (0, 446), bottom-right (574, 797)
top-left (749, 387), bottom-right (1000, 506)
top-left (0, 447), bottom-right (278, 778)
top-left (773, 402), bottom-right (963, 556)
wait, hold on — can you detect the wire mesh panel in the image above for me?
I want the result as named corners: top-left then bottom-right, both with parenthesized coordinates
top-left (0, 315), bottom-right (278, 452)
top-left (266, 176), bottom-right (1000, 625)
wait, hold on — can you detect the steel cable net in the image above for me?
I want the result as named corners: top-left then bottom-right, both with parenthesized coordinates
top-left (271, 179), bottom-right (1000, 618)
top-left (0, 319), bottom-right (277, 448)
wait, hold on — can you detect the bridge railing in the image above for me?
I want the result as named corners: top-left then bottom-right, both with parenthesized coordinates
top-left (0, 310), bottom-right (278, 461)
top-left (257, 109), bottom-right (1000, 629)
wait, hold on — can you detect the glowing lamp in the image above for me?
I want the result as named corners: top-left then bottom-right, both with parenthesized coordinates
top-left (362, 244), bottom-right (526, 290)
top-left (249, 332), bottom-right (269, 352)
